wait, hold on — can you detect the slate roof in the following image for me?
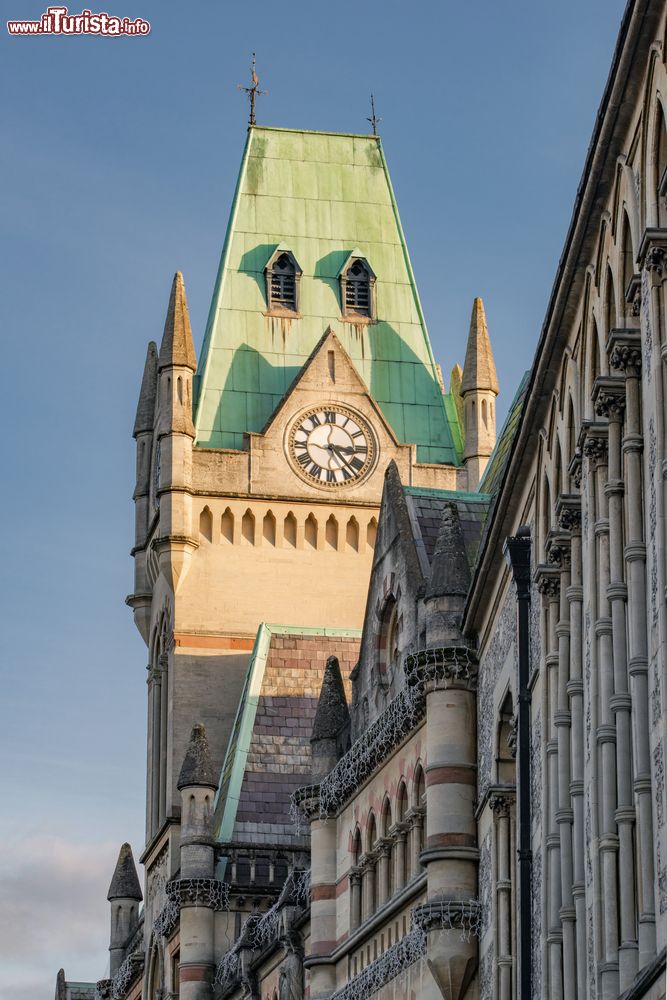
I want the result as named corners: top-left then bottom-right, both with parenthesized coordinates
top-left (404, 486), bottom-right (491, 575)
top-left (107, 843), bottom-right (142, 901)
top-left (213, 625), bottom-right (361, 848)
top-left (193, 126), bottom-right (462, 463)
top-left (478, 370), bottom-right (531, 496)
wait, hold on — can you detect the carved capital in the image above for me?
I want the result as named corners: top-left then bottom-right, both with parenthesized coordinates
top-left (580, 421), bottom-right (608, 466)
top-left (490, 793), bottom-right (512, 818)
top-left (638, 228), bottom-right (667, 284)
top-left (556, 494), bottom-right (582, 533)
top-left (593, 376), bottom-right (626, 421)
top-left (608, 328), bottom-right (642, 375)
top-left (645, 243), bottom-right (667, 279)
top-left (546, 530), bottom-right (571, 570)
top-left (534, 564), bottom-right (561, 598)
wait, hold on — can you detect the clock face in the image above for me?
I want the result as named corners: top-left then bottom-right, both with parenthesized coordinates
top-left (288, 406), bottom-right (377, 488)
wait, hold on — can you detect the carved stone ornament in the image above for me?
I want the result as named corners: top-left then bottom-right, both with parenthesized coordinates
top-left (489, 793), bottom-right (512, 818)
top-left (557, 494), bottom-right (582, 533)
top-left (609, 342), bottom-right (642, 374)
top-left (534, 564), bottom-right (560, 599)
top-left (546, 532), bottom-right (571, 570)
top-left (593, 376), bottom-right (626, 421)
top-left (582, 433), bottom-right (608, 465)
top-left (644, 243), bottom-right (667, 278)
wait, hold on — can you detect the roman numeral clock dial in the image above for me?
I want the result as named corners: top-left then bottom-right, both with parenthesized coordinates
top-left (287, 406), bottom-right (377, 488)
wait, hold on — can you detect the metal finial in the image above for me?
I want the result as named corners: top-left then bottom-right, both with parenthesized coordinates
top-left (367, 94), bottom-right (382, 136)
top-left (237, 52), bottom-right (267, 127)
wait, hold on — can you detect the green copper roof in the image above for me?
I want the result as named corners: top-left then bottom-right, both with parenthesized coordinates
top-left (194, 126), bottom-right (462, 464)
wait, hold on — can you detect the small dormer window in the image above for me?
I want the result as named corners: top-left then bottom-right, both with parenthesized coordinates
top-left (265, 246), bottom-right (301, 314)
top-left (340, 253), bottom-right (376, 321)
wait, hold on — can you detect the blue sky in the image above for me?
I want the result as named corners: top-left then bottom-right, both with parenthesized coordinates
top-left (0, 0), bottom-right (626, 995)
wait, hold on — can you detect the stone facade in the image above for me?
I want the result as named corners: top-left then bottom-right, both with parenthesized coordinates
top-left (57, 3), bottom-right (667, 998)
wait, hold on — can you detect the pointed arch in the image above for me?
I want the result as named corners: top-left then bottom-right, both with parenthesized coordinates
top-left (381, 795), bottom-right (393, 837)
top-left (221, 507), bottom-right (234, 543)
top-left (396, 780), bottom-right (408, 823)
top-left (366, 517), bottom-right (378, 549)
top-left (620, 209), bottom-right (636, 317)
top-left (497, 688), bottom-right (516, 783)
top-left (242, 508), bottom-right (255, 545)
top-left (284, 511), bottom-right (297, 547)
top-left (366, 811), bottom-right (377, 853)
top-left (653, 95), bottom-right (667, 227)
top-left (199, 506), bottom-right (212, 543)
top-left (412, 761), bottom-right (426, 810)
top-left (346, 516), bottom-right (359, 551)
top-left (263, 509), bottom-right (276, 546)
top-left (325, 514), bottom-right (338, 549)
top-left (605, 263), bottom-right (617, 335)
top-left (305, 513), bottom-right (317, 548)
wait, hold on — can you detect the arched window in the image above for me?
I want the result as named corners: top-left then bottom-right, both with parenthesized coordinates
top-left (376, 596), bottom-right (400, 693)
top-left (340, 255), bottom-right (376, 320)
top-left (265, 247), bottom-right (301, 314)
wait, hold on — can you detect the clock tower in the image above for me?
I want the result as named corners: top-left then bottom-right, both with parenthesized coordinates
top-left (127, 124), bottom-right (485, 877)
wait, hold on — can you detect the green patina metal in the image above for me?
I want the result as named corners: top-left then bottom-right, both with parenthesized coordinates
top-left (194, 126), bottom-right (461, 464)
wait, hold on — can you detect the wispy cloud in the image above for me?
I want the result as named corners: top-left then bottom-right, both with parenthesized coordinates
top-left (0, 835), bottom-right (138, 999)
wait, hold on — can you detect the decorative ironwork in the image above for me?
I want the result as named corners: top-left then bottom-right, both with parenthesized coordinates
top-left (110, 952), bottom-right (144, 1000)
top-left (237, 52), bottom-right (266, 126)
top-left (366, 93), bottom-right (382, 136)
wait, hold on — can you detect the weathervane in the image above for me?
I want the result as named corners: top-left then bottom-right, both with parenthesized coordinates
top-left (367, 94), bottom-right (381, 136)
top-left (238, 52), bottom-right (267, 127)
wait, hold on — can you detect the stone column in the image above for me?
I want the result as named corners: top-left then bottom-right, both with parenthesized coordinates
top-left (349, 870), bottom-right (362, 932)
top-left (150, 662), bottom-right (162, 837)
top-left (535, 564), bottom-right (563, 1000)
top-left (302, 787), bottom-right (337, 1000)
top-left (609, 332), bottom-right (657, 966)
top-left (594, 377), bottom-right (638, 989)
top-left (491, 794), bottom-right (513, 1000)
top-left (407, 646), bottom-right (479, 1000)
top-left (643, 239), bottom-right (667, 948)
top-left (377, 841), bottom-right (392, 907)
top-left (158, 652), bottom-right (169, 826)
top-left (407, 808), bottom-right (424, 880)
top-left (361, 853), bottom-right (377, 921)
top-left (584, 424), bottom-right (620, 1000)
top-left (558, 494), bottom-right (587, 1000)
top-left (392, 826), bottom-right (408, 894)
top-left (547, 530), bottom-right (577, 998)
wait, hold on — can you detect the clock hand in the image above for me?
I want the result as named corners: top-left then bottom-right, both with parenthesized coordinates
top-left (330, 444), bottom-right (354, 471)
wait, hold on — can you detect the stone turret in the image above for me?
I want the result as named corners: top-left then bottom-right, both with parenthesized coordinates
top-left (461, 297), bottom-right (499, 489)
top-left (177, 722), bottom-right (218, 878)
top-left (311, 655), bottom-right (350, 780)
top-left (410, 503), bottom-right (479, 1000)
top-left (154, 272), bottom-right (198, 592)
top-left (177, 723), bottom-right (219, 1000)
top-left (129, 340), bottom-right (158, 643)
top-left (107, 843), bottom-right (142, 978)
